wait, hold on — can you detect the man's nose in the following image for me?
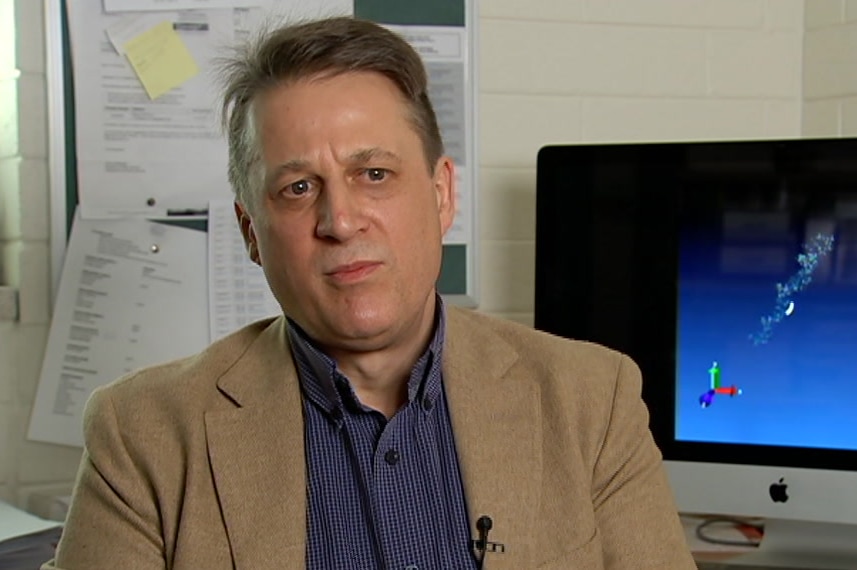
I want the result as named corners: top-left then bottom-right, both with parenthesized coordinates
top-left (315, 181), bottom-right (367, 241)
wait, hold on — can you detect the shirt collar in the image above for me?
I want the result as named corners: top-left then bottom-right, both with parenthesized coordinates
top-left (287, 295), bottom-right (446, 421)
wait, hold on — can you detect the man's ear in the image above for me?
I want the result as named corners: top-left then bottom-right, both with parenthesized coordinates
top-left (433, 156), bottom-right (457, 236)
top-left (234, 200), bottom-right (261, 265)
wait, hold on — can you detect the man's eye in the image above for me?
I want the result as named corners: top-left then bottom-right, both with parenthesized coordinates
top-left (287, 180), bottom-right (311, 195)
top-left (365, 168), bottom-right (387, 182)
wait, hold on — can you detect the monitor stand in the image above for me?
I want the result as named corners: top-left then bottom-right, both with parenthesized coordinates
top-left (724, 519), bottom-right (857, 569)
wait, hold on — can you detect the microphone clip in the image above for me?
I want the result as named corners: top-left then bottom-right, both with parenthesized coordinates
top-left (471, 540), bottom-right (506, 554)
top-left (471, 515), bottom-right (506, 555)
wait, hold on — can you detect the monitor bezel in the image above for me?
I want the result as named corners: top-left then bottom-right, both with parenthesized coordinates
top-left (533, 137), bottom-right (857, 473)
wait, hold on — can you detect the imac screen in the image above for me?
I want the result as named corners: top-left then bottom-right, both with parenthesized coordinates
top-left (676, 168), bottom-right (857, 451)
top-left (534, 137), bottom-right (857, 470)
top-left (534, 137), bottom-right (857, 567)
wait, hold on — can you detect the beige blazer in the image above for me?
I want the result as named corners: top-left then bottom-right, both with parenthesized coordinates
top-left (43, 306), bottom-right (695, 569)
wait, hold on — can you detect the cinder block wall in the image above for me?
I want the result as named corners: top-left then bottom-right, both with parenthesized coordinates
top-left (0, 0), bottom-right (810, 510)
top-left (2, 0), bottom-right (84, 509)
top-left (803, 1), bottom-right (857, 134)
top-left (478, 0), bottom-right (804, 323)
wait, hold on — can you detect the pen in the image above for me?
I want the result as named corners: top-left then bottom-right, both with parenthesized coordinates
top-left (173, 23), bottom-right (210, 32)
top-left (166, 208), bottom-right (209, 216)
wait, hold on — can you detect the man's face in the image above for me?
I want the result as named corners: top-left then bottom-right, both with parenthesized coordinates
top-left (235, 71), bottom-right (456, 356)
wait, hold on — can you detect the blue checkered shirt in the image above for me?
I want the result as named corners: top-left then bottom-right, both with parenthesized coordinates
top-left (287, 301), bottom-right (478, 570)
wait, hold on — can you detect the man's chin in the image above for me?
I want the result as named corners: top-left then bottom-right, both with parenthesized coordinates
top-left (323, 319), bottom-right (396, 351)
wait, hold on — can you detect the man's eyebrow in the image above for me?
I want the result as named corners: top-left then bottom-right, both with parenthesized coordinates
top-left (264, 159), bottom-right (311, 188)
top-left (348, 147), bottom-right (402, 165)
top-left (269, 158), bottom-right (311, 176)
top-left (264, 149), bottom-right (401, 184)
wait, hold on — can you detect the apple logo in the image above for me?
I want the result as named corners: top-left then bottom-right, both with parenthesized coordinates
top-left (769, 477), bottom-right (789, 503)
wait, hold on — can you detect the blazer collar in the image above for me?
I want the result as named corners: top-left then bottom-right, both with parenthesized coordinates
top-left (204, 316), bottom-right (308, 567)
top-left (444, 307), bottom-right (541, 567)
top-left (203, 309), bottom-right (542, 568)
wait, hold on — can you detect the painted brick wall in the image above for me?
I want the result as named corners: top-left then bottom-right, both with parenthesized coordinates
top-left (478, 0), bottom-right (804, 324)
top-left (1, 0), bottom-right (83, 510)
top-left (803, 0), bottom-right (857, 135)
top-left (0, 0), bottom-right (808, 511)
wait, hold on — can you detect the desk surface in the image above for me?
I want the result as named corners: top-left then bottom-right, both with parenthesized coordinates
top-left (682, 513), bottom-right (759, 563)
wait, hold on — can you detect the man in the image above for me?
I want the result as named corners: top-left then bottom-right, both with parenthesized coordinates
top-left (44, 16), bottom-right (696, 569)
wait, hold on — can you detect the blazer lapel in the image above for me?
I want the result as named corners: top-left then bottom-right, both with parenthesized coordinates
top-left (204, 317), bottom-right (307, 568)
top-left (444, 308), bottom-right (541, 569)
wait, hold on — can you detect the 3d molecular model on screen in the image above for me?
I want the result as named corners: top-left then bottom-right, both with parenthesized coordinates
top-left (698, 232), bottom-right (835, 409)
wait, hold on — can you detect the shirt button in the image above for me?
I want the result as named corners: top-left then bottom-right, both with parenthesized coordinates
top-left (422, 397), bottom-right (433, 411)
top-left (384, 448), bottom-right (400, 465)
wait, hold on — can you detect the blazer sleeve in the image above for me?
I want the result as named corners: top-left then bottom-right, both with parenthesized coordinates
top-left (590, 355), bottom-right (697, 569)
top-left (41, 386), bottom-right (166, 570)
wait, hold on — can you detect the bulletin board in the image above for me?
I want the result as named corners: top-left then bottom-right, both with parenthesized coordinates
top-left (45, 0), bottom-right (479, 307)
top-left (32, 0), bottom-right (479, 448)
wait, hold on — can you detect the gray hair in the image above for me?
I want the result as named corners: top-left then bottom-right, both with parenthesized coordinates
top-left (217, 16), bottom-right (445, 207)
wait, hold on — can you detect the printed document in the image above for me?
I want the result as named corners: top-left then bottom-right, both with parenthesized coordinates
top-left (68, 4), bottom-right (235, 218)
top-left (207, 200), bottom-right (280, 341)
top-left (69, 1), bottom-right (354, 218)
top-left (28, 216), bottom-right (209, 447)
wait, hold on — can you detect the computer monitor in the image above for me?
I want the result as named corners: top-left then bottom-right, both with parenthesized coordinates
top-left (534, 137), bottom-right (857, 568)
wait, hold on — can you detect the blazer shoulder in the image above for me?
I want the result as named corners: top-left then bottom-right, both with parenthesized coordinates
top-left (448, 305), bottom-right (629, 378)
top-left (92, 316), bottom-right (282, 414)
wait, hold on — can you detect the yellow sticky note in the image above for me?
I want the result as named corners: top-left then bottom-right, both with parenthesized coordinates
top-left (123, 21), bottom-right (199, 100)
